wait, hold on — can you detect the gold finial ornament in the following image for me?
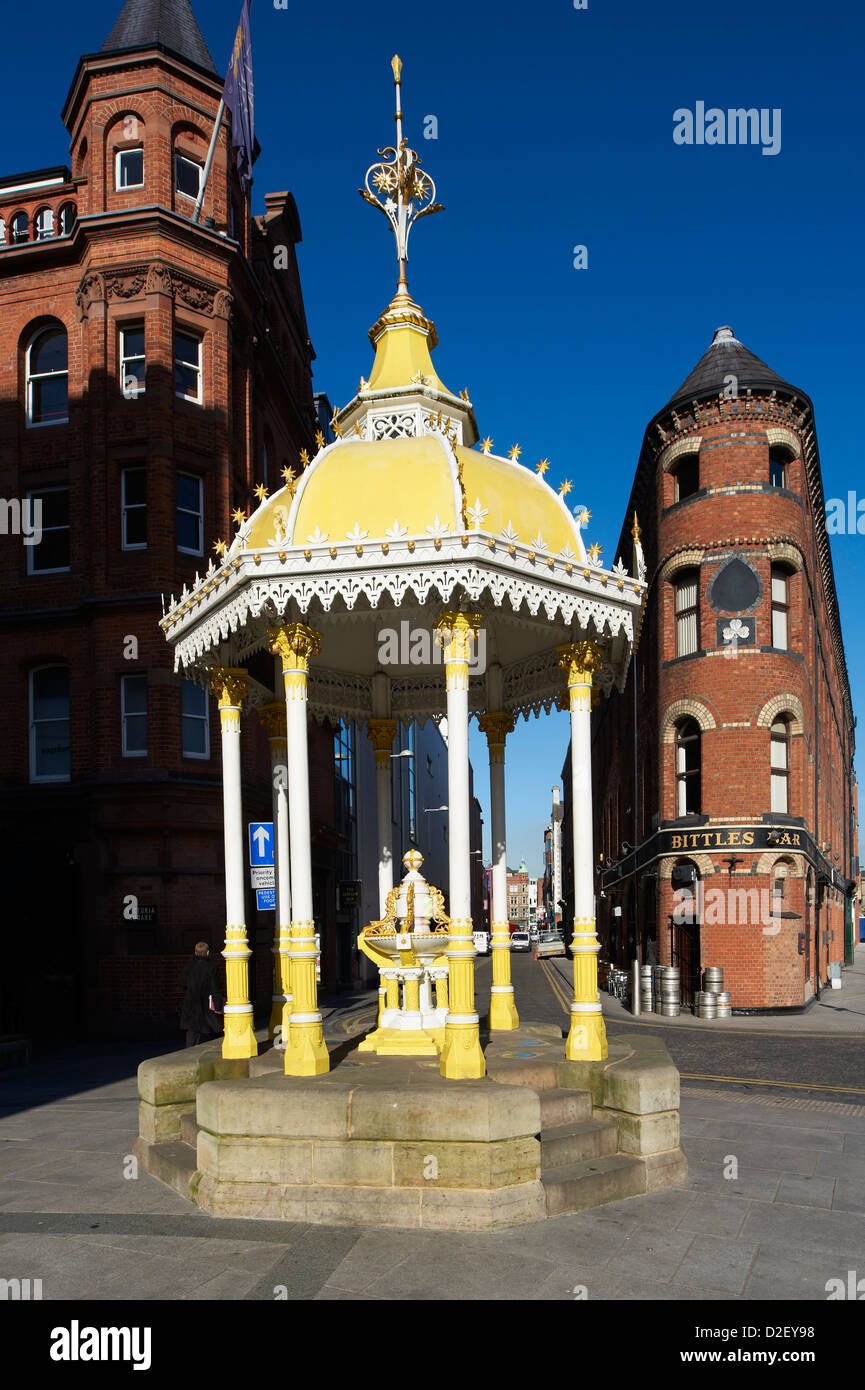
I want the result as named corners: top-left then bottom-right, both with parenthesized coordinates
top-left (253, 484), bottom-right (268, 501)
top-left (481, 436), bottom-right (493, 454)
top-left (299, 448), bottom-right (310, 466)
top-left (359, 56), bottom-right (444, 293)
top-left (631, 510), bottom-right (641, 542)
top-left (315, 430), bottom-right (325, 450)
top-left (536, 458), bottom-right (550, 476)
top-left (559, 479), bottom-right (573, 497)
top-left (508, 444), bottom-right (522, 461)
top-left (213, 539), bottom-right (227, 556)
top-left (232, 508), bottom-right (245, 525)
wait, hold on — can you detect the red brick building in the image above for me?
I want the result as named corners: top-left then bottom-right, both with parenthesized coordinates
top-left (0, 0), bottom-right (322, 1039)
top-left (587, 326), bottom-right (858, 1011)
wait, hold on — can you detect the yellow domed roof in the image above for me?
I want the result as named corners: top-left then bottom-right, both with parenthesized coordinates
top-left (243, 433), bottom-right (585, 557)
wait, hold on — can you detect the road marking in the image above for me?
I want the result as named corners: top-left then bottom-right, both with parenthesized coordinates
top-left (541, 961), bottom-right (571, 1015)
top-left (681, 1071), bottom-right (865, 1096)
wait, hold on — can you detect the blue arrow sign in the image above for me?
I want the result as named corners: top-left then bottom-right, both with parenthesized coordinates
top-left (248, 821), bottom-right (274, 866)
top-left (256, 887), bottom-right (276, 912)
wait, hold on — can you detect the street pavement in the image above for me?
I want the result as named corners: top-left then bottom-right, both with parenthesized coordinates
top-left (1, 950), bottom-right (864, 1301)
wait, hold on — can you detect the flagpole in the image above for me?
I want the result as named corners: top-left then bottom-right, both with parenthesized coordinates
top-left (192, 98), bottom-right (226, 225)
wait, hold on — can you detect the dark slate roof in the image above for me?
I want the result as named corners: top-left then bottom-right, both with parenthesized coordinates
top-left (665, 326), bottom-right (800, 411)
top-left (102, 0), bottom-right (217, 75)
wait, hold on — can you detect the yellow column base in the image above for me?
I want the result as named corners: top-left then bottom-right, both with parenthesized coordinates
top-left (283, 1020), bottom-right (329, 1075)
top-left (222, 1010), bottom-right (258, 1060)
top-left (439, 1022), bottom-right (486, 1079)
top-left (565, 1010), bottom-right (608, 1061)
top-left (487, 988), bottom-right (520, 1031)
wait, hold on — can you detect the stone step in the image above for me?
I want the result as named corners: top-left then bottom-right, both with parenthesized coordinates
top-left (141, 1141), bottom-right (199, 1200)
top-left (180, 1112), bottom-right (200, 1149)
top-left (540, 1117), bottom-right (618, 1170)
top-left (542, 1153), bottom-right (646, 1217)
top-left (538, 1088), bottom-right (593, 1128)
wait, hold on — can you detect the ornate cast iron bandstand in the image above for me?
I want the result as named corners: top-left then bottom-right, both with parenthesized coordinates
top-left (159, 57), bottom-right (647, 1080)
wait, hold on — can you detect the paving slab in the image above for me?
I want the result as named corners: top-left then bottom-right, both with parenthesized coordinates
top-left (742, 1242), bottom-right (847, 1300)
top-left (678, 1193), bottom-right (754, 1237)
top-left (672, 1233), bottom-right (758, 1295)
top-left (739, 1202), bottom-right (865, 1258)
top-left (775, 1175), bottom-right (836, 1210)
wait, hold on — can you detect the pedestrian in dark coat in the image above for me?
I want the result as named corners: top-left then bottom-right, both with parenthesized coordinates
top-left (180, 942), bottom-right (224, 1047)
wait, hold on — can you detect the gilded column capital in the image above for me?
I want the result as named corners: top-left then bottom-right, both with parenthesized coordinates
top-left (257, 701), bottom-right (287, 740)
top-left (476, 711), bottom-right (515, 748)
top-left (556, 640), bottom-right (604, 686)
top-left (210, 667), bottom-right (248, 708)
top-left (433, 611), bottom-right (483, 663)
top-left (269, 622), bottom-right (322, 672)
top-left (367, 718), bottom-right (398, 762)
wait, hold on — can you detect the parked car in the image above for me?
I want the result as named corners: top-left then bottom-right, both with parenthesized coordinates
top-left (510, 931), bottom-right (531, 952)
top-left (536, 932), bottom-right (566, 958)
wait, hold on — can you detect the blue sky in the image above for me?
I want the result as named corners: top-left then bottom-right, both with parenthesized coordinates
top-left (6, 0), bottom-right (864, 875)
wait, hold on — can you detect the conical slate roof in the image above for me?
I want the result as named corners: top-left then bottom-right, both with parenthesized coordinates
top-left (103, 0), bottom-right (217, 75)
top-left (666, 326), bottom-right (799, 411)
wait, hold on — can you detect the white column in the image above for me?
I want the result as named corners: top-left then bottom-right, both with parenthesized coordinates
top-left (478, 696), bottom-right (519, 1029)
top-left (270, 623), bottom-right (329, 1076)
top-left (434, 611), bottom-right (485, 1079)
top-left (210, 668), bottom-right (257, 1059)
top-left (557, 641), bottom-right (608, 1061)
top-left (258, 700), bottom-right (292, 1039)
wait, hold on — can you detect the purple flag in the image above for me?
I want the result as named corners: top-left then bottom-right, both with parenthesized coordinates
top-left (223, 1), bottom-right (255, 192)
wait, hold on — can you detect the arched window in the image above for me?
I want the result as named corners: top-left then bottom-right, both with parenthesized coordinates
top-left (770, 717), bottom-right (790, 813)
top-left (0, 218), bottom-right (6, 246)
top-left (59, 202), bottom-right (78, 236)
top-left (671, 453), bottom-right (699, 502)
top-left (30, 665), bottom-right (70, 782)
top-left (34, 208), bottom-right (54, 240)
top-left (11, 211), bottom-right (29, 245)
top-left (675, 718), bottom-right (701, 816)
top-left (675, 569), bottom-right (700, 656)
top-left (26, 326), bottom-right (69, 426)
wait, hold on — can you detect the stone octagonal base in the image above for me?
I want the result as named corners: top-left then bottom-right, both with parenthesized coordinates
top-left (135, 1024), bottom-right (687, 1231)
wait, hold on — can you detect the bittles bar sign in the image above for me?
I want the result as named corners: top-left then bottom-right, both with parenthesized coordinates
top-left (661, 826), bottom-right (804, 853)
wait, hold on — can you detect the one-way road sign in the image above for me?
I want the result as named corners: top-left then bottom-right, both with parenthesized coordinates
top-left (248, 822), bottom-right (274, 866)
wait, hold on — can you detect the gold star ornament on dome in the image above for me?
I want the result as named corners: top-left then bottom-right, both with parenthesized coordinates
top-left (231, 508), bottom-right (246, 526)
top-left (213, 539), bottom-right (227, 557)
top-left (315, 430), bottom-right (326, 450)
top-left (559, 479), bottom-right (573, 497)
top-left (588, 541), bottom-right (603, 563)
top-left (508, 444), bottom-right (522, 461)
top-left (253, 484), bottom-right (269, 501)
top-left (281, 467), bottom-right (295, 485)
top-left (481, 437), bottom-right (493, 454)
top-left (536, 458), bottom-right (550, 476)
top-left (578, 507), bottom-right (592, 527)
top-left (299, 448), bottom-right (310, 467)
